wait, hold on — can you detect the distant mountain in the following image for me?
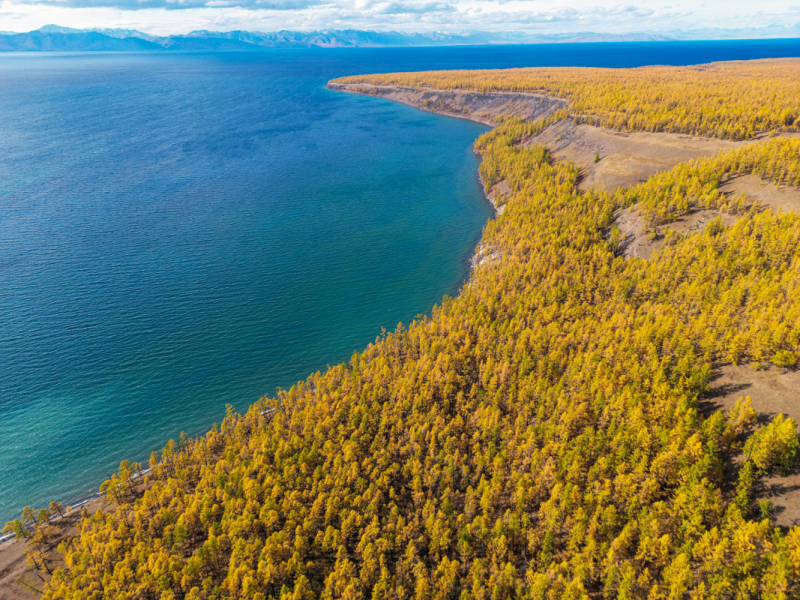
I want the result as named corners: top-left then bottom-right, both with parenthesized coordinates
top-left (0, 24), bottom-right (797, 52)
top-left (0, 27), bottom-right (681, 52)
top-left (179, 29), bottom-right (535, 47)
top-left (670, 23), bottom-right (800, 41)
top-left (0, 27), bottom-right (534, 52)
top-left (36, 24), bottom-right (162, 42)
top-left (0, 31), bottom-right (163, 52)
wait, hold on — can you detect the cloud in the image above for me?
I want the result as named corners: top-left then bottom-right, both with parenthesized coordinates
top-left (457, 3), bottom-right (663, 27)
top-left (10, 0), bottom-right (324, 9)
top-left (354, 0), bottom-right (454, 14)
top-left (0, 0), bottom-right (671, 15)
top-left (250, 0), bottom-right (322, 9)
top-left (1, 0), bottom-right (800, 34)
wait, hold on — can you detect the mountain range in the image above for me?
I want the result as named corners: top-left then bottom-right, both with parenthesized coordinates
top-left (0, 24), bottom-right (798, 52)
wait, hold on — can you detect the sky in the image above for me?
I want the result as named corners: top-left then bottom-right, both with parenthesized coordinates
top-left (0, 0), bottom-right (799, 36)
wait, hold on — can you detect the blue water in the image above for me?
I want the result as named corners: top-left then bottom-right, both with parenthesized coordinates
top-left (2, 39), bottom-right (800, 523)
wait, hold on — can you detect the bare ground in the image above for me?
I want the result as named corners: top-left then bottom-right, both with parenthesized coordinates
top-left (612, 206), bottom-right (740, 260)
top-left (486, 180), bottom-right (511, 213)
top-left (706, 364), bottom-right (800, 437)
top-left (522, 122), bottom-right (800, 259)
top-left (719, 174), bottom-right (800, 213)
top-left (524, 119), bottom-right (758, 193)
top-left (0, 480), bottom-right (148, 599)
top-left (705, 364), bottom-right (800, 528)
top-left (0, 512), bottom-right (80, 599)
top-left (611, 176), bottom-right (800, 260)
top-left (326, 83), bottom-right (566, 127)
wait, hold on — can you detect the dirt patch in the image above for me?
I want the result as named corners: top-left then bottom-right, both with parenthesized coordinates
top-left (0, 507), bottom-right (90, 599)
top-left (612, 205), bottom-right (737, 260)
top-left (705, 364), bottom-right (800, 528)
top-left (327, 83), bottom-right (566, 127)
top-left (719, 174), bottom-right (800, 213)
top-left (525, 120), bottom-right (753, 193)
top-left (486, 179), bottom-right (511, 213)
top-left (611, 173), bottom-right (800, 260)
top-left (760, 469), bottom-right (800, 529)
top-left (706, 364), bottom-right (800, 423)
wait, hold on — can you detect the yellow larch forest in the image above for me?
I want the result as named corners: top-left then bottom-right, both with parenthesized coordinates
top-left (9, 59), bottom-right (800, 599)
top-left (334, 59), bottom-right (800, 140)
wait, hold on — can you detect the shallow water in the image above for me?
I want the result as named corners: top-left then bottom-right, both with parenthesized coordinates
top-left (2, 39), bottom-right (800, 521)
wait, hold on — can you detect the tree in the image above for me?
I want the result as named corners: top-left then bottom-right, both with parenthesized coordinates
top-left (745, 414), bottom-right (799, 475)
top-left (38, 508), bottom-right (51, 525)
top-left (22, 506), bottom-right (39, 527)
top-left (49, 501), bottom-right (65, 519)
top-left (2, 519), bottom-right (27, 539)
top-left (26, 547), bottom-right (52, 576)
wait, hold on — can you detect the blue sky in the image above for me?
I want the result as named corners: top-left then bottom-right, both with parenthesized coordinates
top-left (0, 0), bottom-right (798, 36)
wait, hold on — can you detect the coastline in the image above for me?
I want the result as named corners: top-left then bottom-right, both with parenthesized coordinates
top-left (0, 86), bottom-right (509, 595)
top-left (0, 466), bottom-right (154, 596)
top-left (326, 82), bottom-right (534, 214)
top-left (0, 465), bottom-right (152, 547)
top-left (1, 84), bottom-right (506, 543)
top-left (10, 59), bottom-right (800, 598)
top-left (327, 82), bottom-right (527, 288)
top-left (326, 81), bottom-right (565, 128)
top-left (4, 75), bottom-right (756, 549)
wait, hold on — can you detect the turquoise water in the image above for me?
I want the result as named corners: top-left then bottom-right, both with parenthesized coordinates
top-left (0, 51), bottom-right (493, 521)
top-left (3, 40), bottom-right (800, 522)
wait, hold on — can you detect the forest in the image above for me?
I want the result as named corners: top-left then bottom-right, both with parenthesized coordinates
top-left (334, 59), bottom-right (800, 140)
top-left (7, 59), bottom-right (800, 599)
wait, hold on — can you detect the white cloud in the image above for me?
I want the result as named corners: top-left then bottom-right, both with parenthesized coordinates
top-left (0, 0), bottom-right (799, 35)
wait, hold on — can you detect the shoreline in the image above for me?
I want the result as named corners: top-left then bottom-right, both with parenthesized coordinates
top-left (326, 82), bottom-right (527, 214)
top-left (1, 85), bottom-right (507, 549)
top-left (7, 60), bottom-right (800, 598)
top-left (0, 83), bottom-right (538, 595)
top-left (326, 82), bottom-right (565, 128)
top-left (0, 465), bottom-right (152, 548)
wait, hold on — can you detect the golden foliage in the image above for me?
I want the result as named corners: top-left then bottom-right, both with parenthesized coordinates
top-left (333, 59), bottom-right (800, 140)
top-left (31, 62), bottom-right (800, 599)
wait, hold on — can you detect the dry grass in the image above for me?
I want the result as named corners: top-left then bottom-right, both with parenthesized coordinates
top-left (719, 174), bottom-right (800, 213)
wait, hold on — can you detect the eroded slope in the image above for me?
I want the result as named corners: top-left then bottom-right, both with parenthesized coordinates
top-left (326, 82), bottom-right (566, 126)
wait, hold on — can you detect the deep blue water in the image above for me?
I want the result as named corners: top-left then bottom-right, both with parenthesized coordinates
top-left (2, 39), bottom-right (800, 523)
